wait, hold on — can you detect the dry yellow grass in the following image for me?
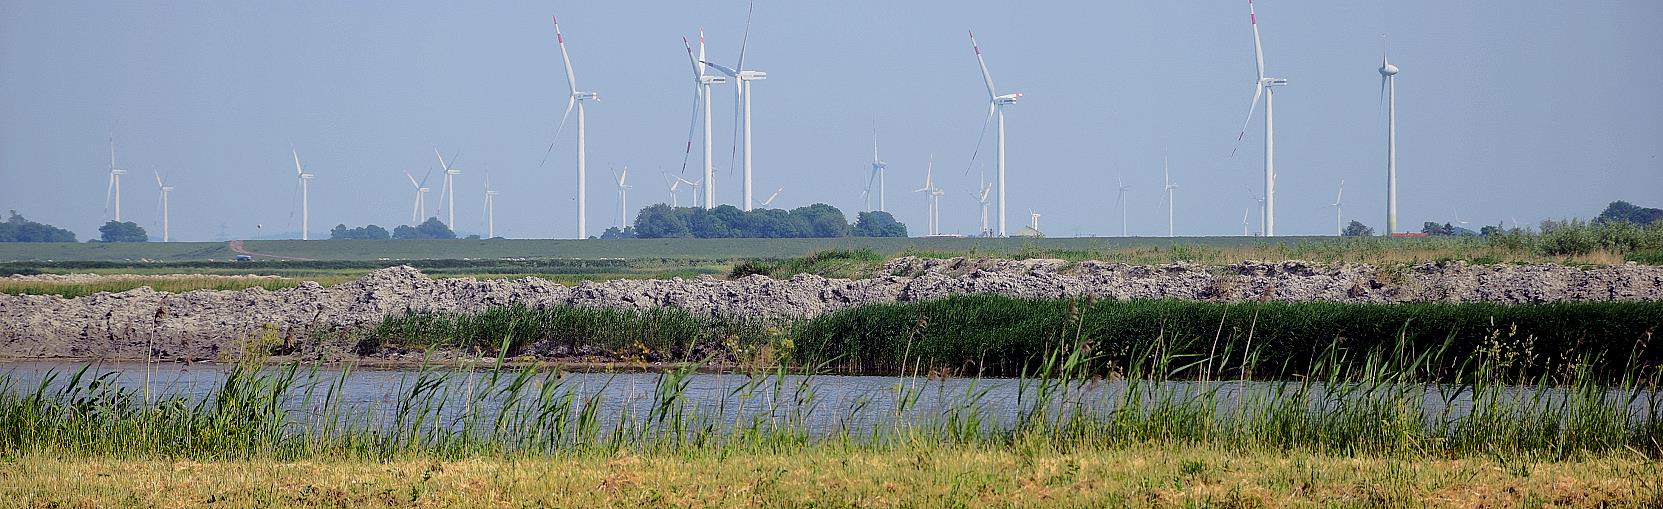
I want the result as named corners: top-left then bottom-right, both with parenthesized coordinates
top-left (2, 446), bottom-right (1656, 508)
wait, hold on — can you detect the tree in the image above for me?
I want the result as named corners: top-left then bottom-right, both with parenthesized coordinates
top-left (98, 221), bottom-right (148, 242)
top-left (329, 223), bottom-right (391, 240)
top-left (789, 203), bottom-right (850, 238)
top-left (852, 211), bottom-right (908, 237)
top-left (1421, 222), bottom-right (1456, 236)
top-left (598, 226), bottom-right (635, 239)
top-left (1596, 201), bottom-right (1663, 226)
top-left (633, 204), bottom-right (691, 238)
top-left (415, 217), bottom-right (455, 239)
top-left (1341, 220), bottom-right (1374, 237)
top-left (0, 211), bottom-right (76, 242)
top-left (630, 203), bottom-right (902, 239)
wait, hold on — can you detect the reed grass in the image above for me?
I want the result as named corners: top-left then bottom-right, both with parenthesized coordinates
top-left (0, 276), bottom-right (300, 297)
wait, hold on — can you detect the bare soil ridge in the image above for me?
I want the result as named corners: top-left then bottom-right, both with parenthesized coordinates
top-left (3, 257), bottom-right (1660, 360)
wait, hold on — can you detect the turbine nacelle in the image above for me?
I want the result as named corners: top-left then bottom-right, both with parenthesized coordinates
top-left (994, 93), bottom-right (1023, 104)
top-left (111, 169), bottom-right (128, 175)
top-left (573, 91), bottom-right (600, 101)
top-left (700, 75), bottom-right (728, 85)
top-left (1261, 77), bottom-right (1288, 87)
top-left (299, 174), bottom-right (314, 180)
top-left (1379, 63), bottom-right (1399, 76)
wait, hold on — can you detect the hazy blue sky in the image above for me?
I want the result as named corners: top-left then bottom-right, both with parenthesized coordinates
top-left (2, 1), bottom-right (1659, 240)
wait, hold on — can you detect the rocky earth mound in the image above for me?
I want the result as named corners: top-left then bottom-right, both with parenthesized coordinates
top-left (2, 258), bottom-right (1660, 360)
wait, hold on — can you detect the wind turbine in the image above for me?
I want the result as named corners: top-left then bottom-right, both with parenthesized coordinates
top-left (483, 172), bottom-right (499, 238)
top-left (612, 167), bottom-right (632, 228)
top-left (105, 135), bottom-right (127, 222)
top-left (677, 176), bottom-right (704, 208)
top-left (866, 127), bottom-right (887, 212)
top-left (967, 31), bottom-right (1022, 237)
top-left (1028, 210), bottom-right (1042, 233)
top-left (1230, 0), bottom-right (1288, 237)
top-left (1161, 158), bottom-right (1177, 238)
top-left (1115, 175), bottom-right (1130, 237)
top-left (973, 172), bottom-right (993, 237)
top-left (915, 156), bottom-right (941, 236)
top-left (703, 1), bottom-right (766, 211)
top-left (1380, 41), bottom-right (1401, 235)
top-left (153, 171), bottom-right (172, 242)
top-left (1241, 208), bottom-right (1251, 236)
top-left (542, 15), bottom-right (600, 239)
top-left (1331, 180), bottom-right (1345, 236)
top-left (404, 170), bottom-right (433, 224)
top-left (662, 172), bottom-right (684, 207)
top-left (762, 187), bottom-right (783, 207)
top-left (291, 146), bottom-right (314, 240)
top-left (681, 30), bottom-right (726, 210)
top-left (435, 149), bottom-right (461, 229)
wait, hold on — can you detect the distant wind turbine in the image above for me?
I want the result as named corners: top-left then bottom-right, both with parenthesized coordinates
top-left (613, 167), bottom-right (632, 228)
top-left (105, 135), bottom-right (127, 222)
top-left (915, 156), bottom-right (942, 236)
top-left (543, 15), bottom-right (600, 239)
top-left (483, 172), bottom-right (499, 239)
top-left (973, 172), bottom-right (993, 237)
top-left (1230, 0), bottom-right (1288, 237)
top-left (1115, 175), bottom-right (1131, 237)
top-left (681, 30), bottom-right (726, 210)
top-left (1161, 158), bottom-right (1178, 238)
top-left (153, 171), bottom-right (172, 242)
top-left (703, 1), bottom-right (767, 211)
top-left (1331, 180), bottom-right (1345, 236)
top-left (290, 146), bottom-right (314, 240)
top-left (435, 149), bottom-right (461, 229)
top-left (865, 126), bottom-right (887, 212)
top-left (1380, 38), bottom-right (1401, 234)
top-left (967, 31), bottom-right (1022, 237)
top-left (404, 170), bottom-right (433, 224)
top-left (1242, 208), bottom-right (1251, 237)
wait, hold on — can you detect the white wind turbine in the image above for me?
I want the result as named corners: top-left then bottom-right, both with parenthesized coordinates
top-left (483, 172), bottom-right (499, 239)
top-left (1230, 0), bottom-right (1288, 237)
top-left (1242, 208), bottom-right (1252, 236)
top-left (973, 172), bottom-right (993, 237)
top-left (1161, 158), bottom-right (1178, 238)
top-left (1380, 41), bottom-right (1401, 235)
top-left (435, 149), bottom-right (461, 230)
top-left (1115, 175), bottom-right (1131, 237)
top-left (1029, 210), bottom-right (1042, 233)
top-left (662, 172), bottom-right (684, 207)
top-left (703, 1), bottom-right (766, 211)
top-left (290, 146), bottom-right (314, 240)
top-left (612, 167), bottom-right (632, 228)
top-left (967, 31), bottom-right (1022, 237)
top-left (762, 187), bottom-right (783, 207)
top-left (153, 171), bottom-right (173, 242)
top-left (105, 135), bottom-right (127, 222)
top-left (677, 176), bottom-right (704, 208)
top-left (542, 15), bottom-right (600, 239)
top-left (404, 170), bottom-right (433, 224)
top-left (865, 129), bottom-right (887, 212)
top-left (682, 31), bottom-right (727, 210)
top-left (1331, 180), bottom-right (1345, 236)
top-left (914, 157), bottom-right (942, 236)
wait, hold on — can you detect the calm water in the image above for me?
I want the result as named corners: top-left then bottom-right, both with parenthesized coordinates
top-left (2, 361), bottom-right (1656, 434)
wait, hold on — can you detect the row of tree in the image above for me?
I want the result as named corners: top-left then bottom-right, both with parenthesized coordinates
top-left (330, 218), bottom-right (459, 240)
top-left (631, 204), bottom-right (907, 239)
top-left (0, 211), bottom-right (78, 242)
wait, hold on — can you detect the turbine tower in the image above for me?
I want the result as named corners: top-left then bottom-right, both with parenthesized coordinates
top-left (968, 31), bottom-right (1022, 237)
top-left (543, 15), bottom-right (600, 239)
top-left (1331, 180), bottom-right (1345, 236)
top-left (682, 31), bottom-right (726, 210)
top-left (1162, 158), bottom-right (1178, 238)
top-left (153, 171), bottom-right (172, 242)
top-left (435, 149), bottom-right (461, 230)
top-left (483, 173), bottom-right (499, 239)
top-left (703, 1), bottom-right (766, 211)
top-left (1231, 0), bottom-right (1288, 237)
top-left (866, 128), bottom-right (887, 212)
top-left (1115, 175), bottom-right (1131, 237)
top-left (404, 170), bottom-right (433, 224)
top-left (105, 135), bottom-right (127, 222)
top-left (1380, 46), bottom-right (1401, 235)
top-left (291, 146), bottom-right (314, 240)
top-left (974, 172), bottom-right (993, 237)
top-left (613, 167), bottom-right (632, 228)
top-left (914, 157), bottom-right (941, 236)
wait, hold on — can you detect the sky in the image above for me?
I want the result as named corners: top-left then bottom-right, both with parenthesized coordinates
top-left (1, 1), bottom-right (1659, 241)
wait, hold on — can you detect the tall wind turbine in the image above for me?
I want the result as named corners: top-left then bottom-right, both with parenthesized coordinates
top-left (974, 172), bottom-right (993, 237)
top-left (543, 15), bottom-right (600, 239)
top-left (1115, 175), bottom-right (1131, 237)
top-left (1161, 158), bottom-right (1178, 238)
top-left (682, 31), bottom-right (726, 210)
top-left (612, 167), bottom-right (632, 228)
top-left (866, 128), bottom-right (887, 212)
top-left (762, 186), bottom-right (783, 207)
top-left (404, 170), bottom-right (433, 224)
top-left (291, 146), bottom-right (314, 240)
top-left (483, 172), bottom-right (499, 239)
top-left (153, 171), bottom-right (172, 242)
top-left (915, 157), bottom-right (941, 236)
top-left (435, 149), bottom-right (461, 229)
top-left (704, 1), bottom-right (766, 211)
top-left (1380, 43), bottom-right (1401, 235)
top-left (1231, 0), bottom-right (1288, 237)
top-left (968, 31), bottom-right (1022, 237)
top-left (1331, 180), bottom-right (1345, 235)
top-left (105, 135), bottom-right (127, 222)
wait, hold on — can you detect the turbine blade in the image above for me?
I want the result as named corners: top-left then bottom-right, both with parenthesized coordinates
top-left (420, 169), bottom-right (433, 187)
top-left (539, 96), bottom-right (577, 168)
top-left (1249, 0), bottom-right (1266, 80)
top-left (679, 85), bottom-right (700, 175)
top-left (682, 36), bottom-right (703, 78)
top-left (291, 145), bottom-right (303, 176)
top-left (434, 148), bottom-right (449, 171)
top-left (969, 31), bottom-right (998, 100)
top-left (406, 171), bottom-right (420, 188)
top-left (104, 173), bottom-right (114, 214)
top-left (964, 103), bottom-right (996, 175)
top-left (702, 61), bottom-right (739, 78)
top-left (153, 169), bottom-right (163, 188)
top-left (552, 16), bottom-right (579, 94)
top-left (1229, 84), bottom-right (1264, 157)
top-left (735, 1), bottom-right (753, 74)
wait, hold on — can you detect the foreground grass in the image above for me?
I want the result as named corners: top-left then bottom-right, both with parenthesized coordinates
top-left (3, 446), bottom-right (1657, 508)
